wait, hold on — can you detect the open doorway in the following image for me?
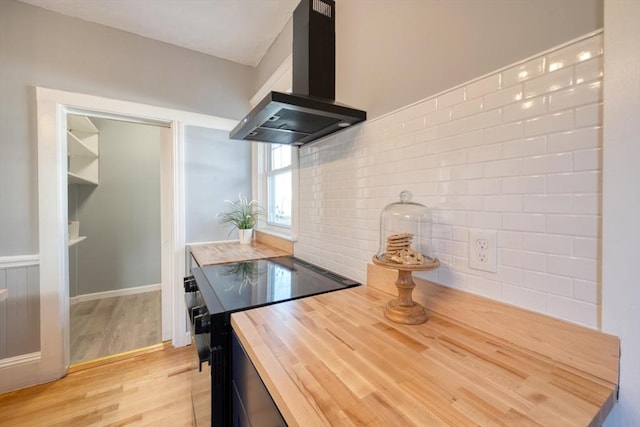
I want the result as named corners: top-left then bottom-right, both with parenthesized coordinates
top-left (22, 87), bottom-right (239, 392)
top-left (67, 115), bottom-right (167, 364)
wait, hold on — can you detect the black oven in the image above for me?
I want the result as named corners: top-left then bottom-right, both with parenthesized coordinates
top-left (184, 256), bottom-right (359, 426)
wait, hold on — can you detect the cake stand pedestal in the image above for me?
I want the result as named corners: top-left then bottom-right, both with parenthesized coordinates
top-left (372, 256), bottom-right (440, 325)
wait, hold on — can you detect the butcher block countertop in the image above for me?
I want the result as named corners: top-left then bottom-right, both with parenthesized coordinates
top-left (231, 263), bottom-right (619, 427)
top-left (189, 231), bottom-right (292, 266)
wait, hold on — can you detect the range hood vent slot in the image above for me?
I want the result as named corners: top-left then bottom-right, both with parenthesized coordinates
top-left (313, 0), bottom-right (332, 17)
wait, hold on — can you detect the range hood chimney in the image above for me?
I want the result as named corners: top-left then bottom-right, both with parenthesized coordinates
top-left (229, 0), bottom-right (366, 146)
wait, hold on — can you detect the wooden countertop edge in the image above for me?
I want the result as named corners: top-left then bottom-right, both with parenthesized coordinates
top-left (232, 320), bottom-right (329, 427)
top-left (367, 263), bottom-right (620, 387)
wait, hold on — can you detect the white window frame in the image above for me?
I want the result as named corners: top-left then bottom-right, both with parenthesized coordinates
top-left (250, 54), bottom-right (299, 240)
top-left (266, 144), bottom-right (293, 227)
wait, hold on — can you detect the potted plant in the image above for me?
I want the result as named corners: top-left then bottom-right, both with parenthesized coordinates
top-left (219, 193), bottom-right (263, 244)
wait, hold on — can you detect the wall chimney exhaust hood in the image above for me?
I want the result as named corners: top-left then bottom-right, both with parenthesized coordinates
top-left (229, 0), bottom-right (366, 146)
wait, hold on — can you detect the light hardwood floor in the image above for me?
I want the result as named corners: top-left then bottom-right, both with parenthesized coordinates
top-left (0, 344), bottom-right (194, 426)
top-left (70, 291), bottom-right (161, 364)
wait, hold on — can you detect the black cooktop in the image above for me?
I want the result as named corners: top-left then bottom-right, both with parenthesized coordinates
top-left (191, 256), bottom-right (359, 316)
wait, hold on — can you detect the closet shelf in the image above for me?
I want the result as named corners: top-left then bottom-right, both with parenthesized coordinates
top-left (69, 236), bottom-right (87, 247)
top-left (68, 172), bottom-right (98, 186)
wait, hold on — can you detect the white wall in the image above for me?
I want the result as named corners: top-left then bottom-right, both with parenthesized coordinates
top-left (296, 32), bottom-right (604, 328)
top-left (602, 0), bottom-right (640, 424)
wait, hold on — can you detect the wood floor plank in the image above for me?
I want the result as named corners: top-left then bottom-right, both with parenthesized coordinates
top-left (0, 345), bottom-right (194, 426)
top-left (70, 291), bottom-right (161, 364)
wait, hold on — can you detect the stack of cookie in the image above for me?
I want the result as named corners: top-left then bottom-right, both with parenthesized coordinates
top-left (383, 233), bottom-right (425, 265)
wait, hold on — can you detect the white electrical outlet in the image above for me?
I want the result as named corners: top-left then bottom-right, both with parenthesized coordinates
top-left (469, 230), bottom-right (497, 273)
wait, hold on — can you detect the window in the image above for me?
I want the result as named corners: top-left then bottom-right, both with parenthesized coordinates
top-left (266, 144), bottom-right (292, 227)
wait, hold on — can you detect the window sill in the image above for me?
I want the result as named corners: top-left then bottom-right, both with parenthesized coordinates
top-left (256, 226), bottom-right (296, 242)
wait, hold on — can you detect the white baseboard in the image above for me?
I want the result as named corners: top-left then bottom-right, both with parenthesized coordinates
top-left (0, 352), bottom-right (43, 393)
top-left (70, 283), bottom-right (161, 305)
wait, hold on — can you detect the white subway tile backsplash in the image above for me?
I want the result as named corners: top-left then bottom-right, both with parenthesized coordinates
top-left (574, 237), bottom-right (598, 259)
top-left (483, 158), bottom-right (522, 178)
top-left (427, 108), bottom-right (453, 126)
top-left (524, 110), bottom-right (574, 137)
top-left (484, 195), bottom-right (523, 212)
top-left (546, 34), bottom-right (603, 72)
top-left (501, 248), bottom-right (546, 271)
top-left (546, 295), bottom-right (597, 328)
top-left (464, 277), bottom-right (503, 300)
top-left (467, 212), bottom-right (502, 229)
top-left (523, 152), bottom-right (573, 175)
top-left (548, 81), bottom-right (602, 112)
top-left (573, 148), bottom-right (601, 171)
top-left (494, 265), bottom-right (523, 285)
top-left (483, 122), bottom-right (523, 144)
top-left (502, 284), bottom-right (546, 312)
top-left (547, 171), bottom-right (600, 194)
top-left (524, 194), bottom-right (573, 213)
top-left (484, 85), bottom-right (524, 109)
top-left (573, 279), bottom-right (598, 304)
top-left (438, 118), bottom-right (468, 138)
top-left (467, 74), bottom-right (501, 99)
top-left (574, 103), bottom-right (602, 128)
top-left (502, 175), bottom-right (546, 194)
top-left (502, 213), bottom-right (546, 232)
top-left (438, 181), bottom-right (467, 196)
top-left (574, 193), bottom-right (600, 215)
top-left (502, 96), bottom-right (548, 122)
top-left (467, 178), bottom-right (502, 195)
top-left (404, 116), bottom-right (426, 133)
top-left (468, 110), bottom-right (502, 131)
top-left (435, 150), bottom-right (467, 167)
top-left (547, 255), bottom-right (597, 281)
top-left (450, 130), bottom-right (484, 151)
top-left (575, 56), bottom-right (603, 84)
top-left (297, 32), bottom-right (603, 330)
top-left (502, 57), bottom-right (545, 87)
top-left (547, 127), bottom-right (601, 153)
top-left (502, 136), bottom-right (547, 159)
top-left (415, 126), bottom-right (439, 143)
top-left (437, 87), bottom-right (466, 109)
top-left (524, 67), bottom-right (573, 98)
top-left (413, 98), bottom-right (437, 117)
top-left (547, 214), bottom-right (599, 237)
top-left (523, 232), bottom-right (573, 255)
top-left (452, 98), bottom-right (484, 119)
top-left (497, 230), bottom-right (523, 249)
top-left (467, 143), bottom-right (502, 163)
top-left (522, 270), bottom-right (573, 297)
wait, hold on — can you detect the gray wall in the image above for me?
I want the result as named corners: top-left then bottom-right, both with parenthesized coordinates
top-left (0, 0), bottom-right (254, 256)
top-left (257, 0), bottom-right (603, 119)
top-left (185, 126), bottom-right (252, 243)
top-left (70, 118), bottom-right (164, 296)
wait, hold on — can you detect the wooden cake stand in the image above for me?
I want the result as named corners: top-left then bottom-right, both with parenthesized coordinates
top-left (372, 256), bottom-right (440, 325)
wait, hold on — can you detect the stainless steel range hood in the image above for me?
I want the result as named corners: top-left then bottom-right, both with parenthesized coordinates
top-left (229, 0), bottom-right (366, 146)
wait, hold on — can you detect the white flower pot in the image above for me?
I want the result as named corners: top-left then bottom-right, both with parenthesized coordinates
top-left (238, 228), bottom-right (254, 244)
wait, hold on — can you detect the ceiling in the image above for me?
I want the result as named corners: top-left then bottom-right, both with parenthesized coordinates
top-left (17, 0), bottom-right (299, 67)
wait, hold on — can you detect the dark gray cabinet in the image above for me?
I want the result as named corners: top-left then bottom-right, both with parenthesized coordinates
top-left (231, 331), bottom-right (286, 427)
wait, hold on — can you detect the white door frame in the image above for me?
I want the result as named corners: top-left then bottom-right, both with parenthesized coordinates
top-left (31, 87), bottom-right (237, 386)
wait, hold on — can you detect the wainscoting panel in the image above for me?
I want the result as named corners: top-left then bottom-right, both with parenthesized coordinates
top-left (0, 257), bottom-right (40, 360)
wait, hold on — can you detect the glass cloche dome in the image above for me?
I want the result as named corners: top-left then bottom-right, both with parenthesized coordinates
top-left (375, 191), bottom-right (435, 265)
